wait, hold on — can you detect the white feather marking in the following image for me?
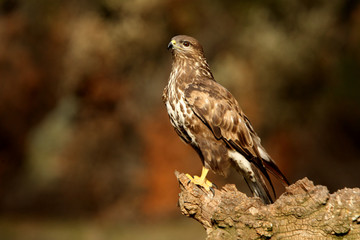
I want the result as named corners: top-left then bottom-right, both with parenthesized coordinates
top-left (166, 63), bottom-right (199, 145)
top-left (228, 150), bottom-right (255, 182)
top-left (165, 95), bottom-right (196, 144)
top-left (257, 146), bottom-right (270, 161)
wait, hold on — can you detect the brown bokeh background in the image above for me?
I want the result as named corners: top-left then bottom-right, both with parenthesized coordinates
top-left (0, 0), bottom-right (360, 239)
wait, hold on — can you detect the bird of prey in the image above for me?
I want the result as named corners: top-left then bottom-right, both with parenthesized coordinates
top-left (163, 35), bottom-right (289, 204)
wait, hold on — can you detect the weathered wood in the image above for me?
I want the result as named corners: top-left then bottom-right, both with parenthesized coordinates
top-left (175, 171), bottom-right (360, 240)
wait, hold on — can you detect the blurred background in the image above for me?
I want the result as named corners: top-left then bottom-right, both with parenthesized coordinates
top-left (0, 0), bottom-right (360, 239)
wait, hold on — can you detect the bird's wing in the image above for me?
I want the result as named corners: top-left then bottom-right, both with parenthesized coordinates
top-left (185, 81), bottom-right (251, 145)
top-left (184, 80), bottom-right (256, 154)
top-left (184, 80), bottom-right (289, 187)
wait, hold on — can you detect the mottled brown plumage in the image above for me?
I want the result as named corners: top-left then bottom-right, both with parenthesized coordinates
top-left (163, 35), bottom-right (289, 204)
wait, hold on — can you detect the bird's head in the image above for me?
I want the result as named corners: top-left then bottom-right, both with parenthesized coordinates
top-left (167, 35), bottom-right (205, 60)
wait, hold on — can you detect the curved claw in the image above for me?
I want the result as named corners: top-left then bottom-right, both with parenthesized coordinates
top-left (185, 172), bottom-right (214, 192)
top-left (209, 186), bottom-right (215, 196)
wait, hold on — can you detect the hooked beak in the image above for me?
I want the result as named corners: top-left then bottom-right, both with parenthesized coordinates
top-left (167, 39), bottom-right (177, 50)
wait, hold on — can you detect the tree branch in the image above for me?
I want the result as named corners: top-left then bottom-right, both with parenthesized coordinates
top-left (175, 171), bottom-right (360, 240)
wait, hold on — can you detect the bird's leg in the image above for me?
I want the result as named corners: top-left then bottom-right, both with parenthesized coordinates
top-left (186, 166), bottom-right (214, 191)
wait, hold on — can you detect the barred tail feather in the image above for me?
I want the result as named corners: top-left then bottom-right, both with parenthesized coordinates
top-left (243, 165), bottom-right (273, 204)
top-left (229, 150), bottom-right (273, 204)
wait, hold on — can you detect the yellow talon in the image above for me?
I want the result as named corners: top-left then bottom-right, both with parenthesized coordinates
top-left (186, 167), bottom-right (214, 191)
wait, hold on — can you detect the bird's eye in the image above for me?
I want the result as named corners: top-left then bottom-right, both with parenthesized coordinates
top-left (183, 41), bottom-right (190, 47)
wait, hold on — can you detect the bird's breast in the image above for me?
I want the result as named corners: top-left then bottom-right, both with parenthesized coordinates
top-left (165, 83), bottom-right (197, 143)
top-left (165, 93), bottom-right (189, 127)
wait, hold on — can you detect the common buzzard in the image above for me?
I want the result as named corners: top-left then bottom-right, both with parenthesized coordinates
top-left (163, 35), bottom-right (289, 204)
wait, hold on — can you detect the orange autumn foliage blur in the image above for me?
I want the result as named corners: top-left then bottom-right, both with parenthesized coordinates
top-left (0, 0), bottom-right (360, 224)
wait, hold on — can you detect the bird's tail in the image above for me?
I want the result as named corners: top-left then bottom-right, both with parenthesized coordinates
top-left (229, 152), bottom-right (273, 204)
top-left (242, 164), bottom-right (273, 204)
